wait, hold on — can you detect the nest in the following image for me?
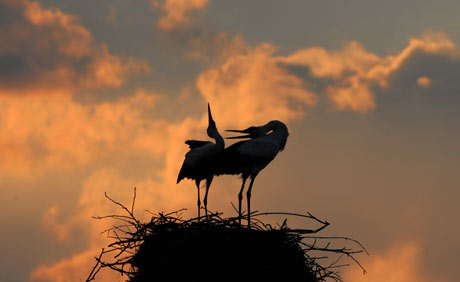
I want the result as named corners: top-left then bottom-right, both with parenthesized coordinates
top-left (86, 189), bottom-right (367, 282)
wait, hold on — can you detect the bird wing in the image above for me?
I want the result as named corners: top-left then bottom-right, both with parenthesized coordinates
top-left (177, 142), bottom-right (216, 183)
top-left (185, 140), bottom-right (211, 150)
top-left (177, 160), bottom-right (199, 184)
top-left (214, 139), bottom-right (279, 176)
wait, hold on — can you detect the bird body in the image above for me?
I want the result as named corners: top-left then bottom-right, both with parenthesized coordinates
top-left (177, 140), bottom-right (222, 182)
top-left (215, 120), bottom-right (289, 226)
top-left (177, 104), bottom-right (224, 218)
top-left (218, 139), bottom-right (277, 177)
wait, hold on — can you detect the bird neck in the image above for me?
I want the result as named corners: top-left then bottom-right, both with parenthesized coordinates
top-left (262, 121), bottom-right (288, 150)
top-left (209, 128), bottom-right (225, 150)
top-left (214, 131), bottom-right (225, 149)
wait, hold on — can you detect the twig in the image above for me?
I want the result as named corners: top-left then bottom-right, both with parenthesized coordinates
top-left (85, 248), bottom-right (105, 282)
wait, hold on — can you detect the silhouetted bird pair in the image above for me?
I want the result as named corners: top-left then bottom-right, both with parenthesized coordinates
top-left (177, 104), bottom-right (289, 227)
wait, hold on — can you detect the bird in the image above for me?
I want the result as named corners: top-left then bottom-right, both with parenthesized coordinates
top-left (215, 120), bottom-right (289, 227)
top-left (177, 104), bottom-right (224, 219)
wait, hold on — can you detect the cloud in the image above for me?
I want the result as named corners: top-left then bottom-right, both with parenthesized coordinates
top-left (384, 51), bottom-right (460, 97)
top-left (196, 36), bottom-right (317, 128)
top-left (367, 30), bottom-right (458, 85)
top-left (187, 32), bottom-right (248, 62)
top-left (279, 41), bottom-right (383, 79)
top-left (194, 31), bottom-right (458, 116)
top-left (0, 90), bottom-right (167, 177)
top-left (41, 206), bottom-right (72, 241)
top-left (152, 0), bottom-right (210, 31)
top-left (417, 76), bottom-right (432, 87)
top-left (30, 249), bottom-right (120, 282)
top-left (342, 242), bottom-right (441, 282)
top-left (277, 30), bottom-right (458, 113)
top-left (0, 0), bottom-right (149, 94)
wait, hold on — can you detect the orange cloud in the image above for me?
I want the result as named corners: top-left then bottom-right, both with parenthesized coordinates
top-left (343, 242), bottom-right (440, 282)
top-left (194, 31), bottom-right (458, 116)
top-left (153, 0), bottom-right (209, 30)
top-left (277, 30), bottom-right (457, 113)
top-left (30, 249), bottom-right (120, 282)
top-left (417, 76), bottom-right (432, 87)
top-left (41, 206), bottom-right (72, 241)
top-left (367, 30), bottom-right (457, 86)
top-left (326, 78), bottom-right (376, 113)
top-left (279, 41), bottom-right (383, 79)
top-left (197, 38), bottom-right (317, 128)
top-left (0, 0), bottom-right (149, 94)
top-left (0, 90), bottom-right (167, 177)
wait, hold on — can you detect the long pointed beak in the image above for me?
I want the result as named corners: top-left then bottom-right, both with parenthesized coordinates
top-left (207, 103), bottom-right (215, 125)
top-left (225, 129), bottom-right (251, 139)
top-left (225, 129), bottom-right (247, 133)
top-left (225, 134), bottom-right (252, 139)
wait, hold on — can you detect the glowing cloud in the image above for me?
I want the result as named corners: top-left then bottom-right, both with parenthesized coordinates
top-left (41, 206), bottom-right (72, 241)
top-left (417, 76), bottom-right (432, 87)
top-left (343, 243), bottom-right (438, 282)
top-left (277, 30), bottom-right (458, 113)
top-left (30, 249), bottom-right (119, 282)
top-left (367, 30), bottom-right (458, 85)
top-left (152, 0), bottom-right (210, 30)
top-left (197, 37), bottom-right (317, 128)
top-left (0, 91), bottom-right (166, 177)
top-left (194, 31), bottom-right (458, 115)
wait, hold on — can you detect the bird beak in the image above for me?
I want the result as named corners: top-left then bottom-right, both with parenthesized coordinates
top-left (208, 103), bottom-right (215, 126)
top-left (225, 135), bottom-right (251, 139)
top-left (225, 129), bottom-right (251, 139)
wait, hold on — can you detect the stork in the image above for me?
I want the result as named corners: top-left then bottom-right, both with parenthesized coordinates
top-left (216, 120), bottom-right (289, 227)
top-left (177, 104), bottom-right (224, 219)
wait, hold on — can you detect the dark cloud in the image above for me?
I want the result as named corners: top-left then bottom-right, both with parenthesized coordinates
top-left (387, 51), bottom-right (460, 96)
top-left (0, 0), bottom-right (148, 94)
top-left (279, 63), bottom-right (338, 95)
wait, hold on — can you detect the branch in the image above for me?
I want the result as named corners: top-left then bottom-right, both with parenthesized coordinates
top-left (85, 248), bottom-right (105, 282)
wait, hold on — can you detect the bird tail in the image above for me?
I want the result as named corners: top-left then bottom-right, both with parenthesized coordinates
top-left (177, 170), bottom-right (184, 184)
top-left (176, 162), bottom-right (188, 184)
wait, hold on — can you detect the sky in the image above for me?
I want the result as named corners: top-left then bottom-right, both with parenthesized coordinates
top-left (0, 0), bottom-right (459, 281)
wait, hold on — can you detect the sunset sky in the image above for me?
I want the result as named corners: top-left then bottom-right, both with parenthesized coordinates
top-left (1, 0), bottom-right (459, 281)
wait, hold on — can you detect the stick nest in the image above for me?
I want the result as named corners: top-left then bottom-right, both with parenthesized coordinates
top-left (87, 189), bottom-right (368, 282)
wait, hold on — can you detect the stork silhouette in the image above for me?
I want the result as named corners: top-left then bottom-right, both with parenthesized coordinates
top-left (177, 104), bottom-right (224, 218)
top-left (216, 120), bottom-right (289, 227)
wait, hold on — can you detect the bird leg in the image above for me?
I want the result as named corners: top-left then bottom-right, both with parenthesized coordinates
top-left (203, 177), bottom-right (213, 220)
top-left (246, 177), bottom-right (255, 228)
top-left (238, 176), bottom-right (247, 226)
top-left (195, 179), bottom-right (201, 220)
